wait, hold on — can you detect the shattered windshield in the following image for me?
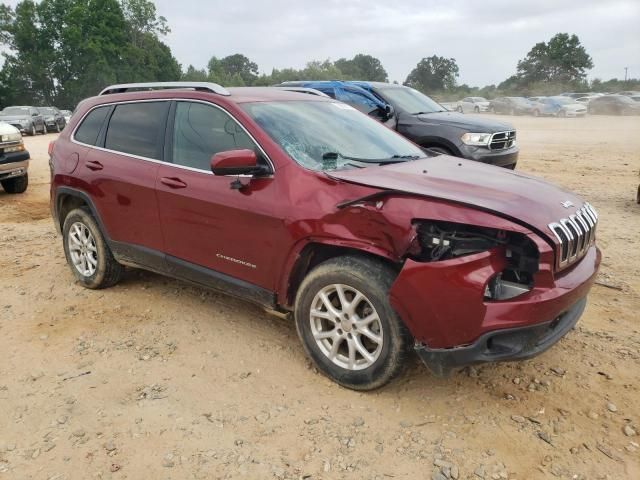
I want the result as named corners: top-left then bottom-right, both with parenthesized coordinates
top-left (242, 101), bottom-right (425, 172)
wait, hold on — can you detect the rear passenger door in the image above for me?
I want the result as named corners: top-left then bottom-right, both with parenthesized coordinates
top-left (77, 101), bottom-right (169, 258)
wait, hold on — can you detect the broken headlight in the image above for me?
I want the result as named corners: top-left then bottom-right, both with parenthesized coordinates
top-left (414, 220), bottom-right (539, 301)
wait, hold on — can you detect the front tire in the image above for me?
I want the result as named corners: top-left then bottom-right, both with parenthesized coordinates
top-left (294, 256), bottom-right (412, 391)
top-left (533, 109), bottom-right (540, 117)
top-left (426, 146), bottom-right (452, 156)
top-left (474, 106), bottom-right (480, 113)
top-left (62, 207), bottom-right (123, 289)
top-left (456, 106), bottom-right (463, 113)
top-left (28, 123), bottom-right (36, 136)
top-left (1, 173), bottom-right (28, 194)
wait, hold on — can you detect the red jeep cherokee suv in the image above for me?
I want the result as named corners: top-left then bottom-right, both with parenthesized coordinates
top-left (49, 82), bottom-right (601, 390)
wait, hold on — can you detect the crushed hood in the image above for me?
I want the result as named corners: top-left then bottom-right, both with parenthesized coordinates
top-left (329, 156), bottom-right (586, 240)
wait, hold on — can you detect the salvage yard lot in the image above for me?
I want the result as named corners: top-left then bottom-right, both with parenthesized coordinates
top-left (1, 115), bottom-right (639, 479)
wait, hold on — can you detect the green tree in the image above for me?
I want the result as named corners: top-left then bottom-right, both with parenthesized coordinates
top-left (404, 55), bottom-right (459, 92)
top-left (516, 33), bottom-right (593, 84)
top-left (217, 54), bottom-right (258, 85)
top-left (120, 0), bottom-right (169, 47)
top-left (334, 54), bottom-right (388, 81)
top-left (0, 3), bottom-right (13, 45)
top-left (182, 65), bottom-right (209, 82)
top-left (0, 0), bottom-right (181, 108)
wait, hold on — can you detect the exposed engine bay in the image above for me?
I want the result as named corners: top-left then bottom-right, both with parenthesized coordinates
top-left (413, 221), bottom-right (540, 300)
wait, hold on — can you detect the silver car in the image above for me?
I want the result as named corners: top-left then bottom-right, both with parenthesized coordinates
top-left (456, 97), bottom-right (490, 113)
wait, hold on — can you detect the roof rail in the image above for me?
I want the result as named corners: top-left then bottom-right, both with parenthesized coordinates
top-left (99, 82), bottom-right (231, 96)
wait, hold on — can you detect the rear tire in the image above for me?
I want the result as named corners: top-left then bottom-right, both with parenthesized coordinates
top-left (558, 110), bottom-right (566, 118)
top-left (62, 207), bottom-right (123, 289)
top-left (474, 106), bottom-right (480, 113)
top-left (1, 173), bottom-right (28, 194)
top-left (509, 108), bottom-right (516, 116)
top-left (294, 256), bottom-right (412, 391)
top-left (456, 106), bottom-right (463, 113)
top-left (533, 109), bottom-right (540, 117)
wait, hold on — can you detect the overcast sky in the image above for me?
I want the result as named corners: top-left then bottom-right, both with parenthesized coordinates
top-left (3, 0), bottom-right (639, 85)
top-left (153, 0), bottom-right (639, 85)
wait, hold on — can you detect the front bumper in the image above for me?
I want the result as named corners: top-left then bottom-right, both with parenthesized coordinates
top-left (459, 144), bottom-right (519, 169)
top-left (415, 297), bottom-right (586, 376)
top-left (0, 156), bottom-right (30, 180)
top-left (389, 245), bottom-right (600, 375)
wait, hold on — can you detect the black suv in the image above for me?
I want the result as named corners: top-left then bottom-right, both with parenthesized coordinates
top-left (277, 81), bottom-right (519, 169)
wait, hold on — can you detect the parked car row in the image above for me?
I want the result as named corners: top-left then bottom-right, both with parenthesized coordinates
top-left (0, 105), bottom-right (69, 136)
top-left (455, 91), bottom-right (640, 117)
top-left (48, 81), bottom-right (600, 390)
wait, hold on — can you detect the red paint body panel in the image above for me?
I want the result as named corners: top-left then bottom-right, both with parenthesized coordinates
top-left (390, 245), bottom-right (600, 348)
top-left (50, 87), bottom-right (601, 353)
top-left (329, 156), bottom-right (584, 246)
top-left (81, 148), bottom-right (164, 252)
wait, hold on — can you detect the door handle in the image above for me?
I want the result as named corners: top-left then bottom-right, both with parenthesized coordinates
top-left (85, 160), bottom-right (103, 171)
top-left (160, 177), bottom-right (187, 189)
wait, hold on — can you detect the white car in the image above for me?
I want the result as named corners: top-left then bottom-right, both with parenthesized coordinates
top-left (575, 95), bottom-right (601, 105)
top-left (456, 97), bottom-right (490, 113)
top-left (0, 122), bottom-right (30, 194)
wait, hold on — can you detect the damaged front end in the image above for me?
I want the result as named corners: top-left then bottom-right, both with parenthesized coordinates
top-left (413, 220), bottom-right (539, 301)
top-left (389, 218), bottom-right (599, 377)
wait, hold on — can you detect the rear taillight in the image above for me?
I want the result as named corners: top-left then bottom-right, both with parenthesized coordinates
top-left (48, 141), bottom-right (55, 156)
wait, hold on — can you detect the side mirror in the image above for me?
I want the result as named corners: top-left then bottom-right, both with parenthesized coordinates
top-left (210, 149), bottom-right (268, 176)
top-left (32, 112), bottom-right (39, 117)
top-left (384, 104), bottom-right (395, 119)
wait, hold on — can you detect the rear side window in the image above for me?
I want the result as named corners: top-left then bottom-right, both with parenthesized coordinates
top-left (171, 102), bottom-right (257, 171)
top-left (105, 102), bottom-right (168, 159)
top-left (74, 106), bottom-right (110, 146)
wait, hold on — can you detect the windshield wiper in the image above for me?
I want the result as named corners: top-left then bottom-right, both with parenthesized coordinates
top-left (322, 152), bottom-right (420, 164)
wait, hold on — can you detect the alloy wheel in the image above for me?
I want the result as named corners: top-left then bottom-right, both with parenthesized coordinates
top-left (68, 222), bottom-right (98, 277)
top-left (309, 284), bottom-right (383, 371)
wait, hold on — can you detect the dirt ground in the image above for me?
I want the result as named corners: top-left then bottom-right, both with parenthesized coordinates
top-left (1, 114), bottom-right (639, 480)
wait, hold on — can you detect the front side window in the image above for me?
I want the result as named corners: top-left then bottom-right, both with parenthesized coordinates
top-left (105, 102), bottom-right (168, 159)
top-left (172, 102), bottom-right (258, 171)
top-left (75, 106), bottom-right (111, 146)
top-left (377, 87), bottom-right (446, 114)
top-left (242, 100), bottom-right (424, 172)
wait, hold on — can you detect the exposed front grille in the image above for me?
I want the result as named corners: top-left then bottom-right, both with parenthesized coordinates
top-left (548, 203), bottom-right (598, 270)
top-left (489, 130), bottom-right (516, 150)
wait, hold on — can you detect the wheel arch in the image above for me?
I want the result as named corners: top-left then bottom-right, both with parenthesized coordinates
top-left (279, 240), bottom-right (402, 310)
top-left (416, 136), bottom-right (461, 156)
top-left (54, 187), bottom-right (109, 238)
